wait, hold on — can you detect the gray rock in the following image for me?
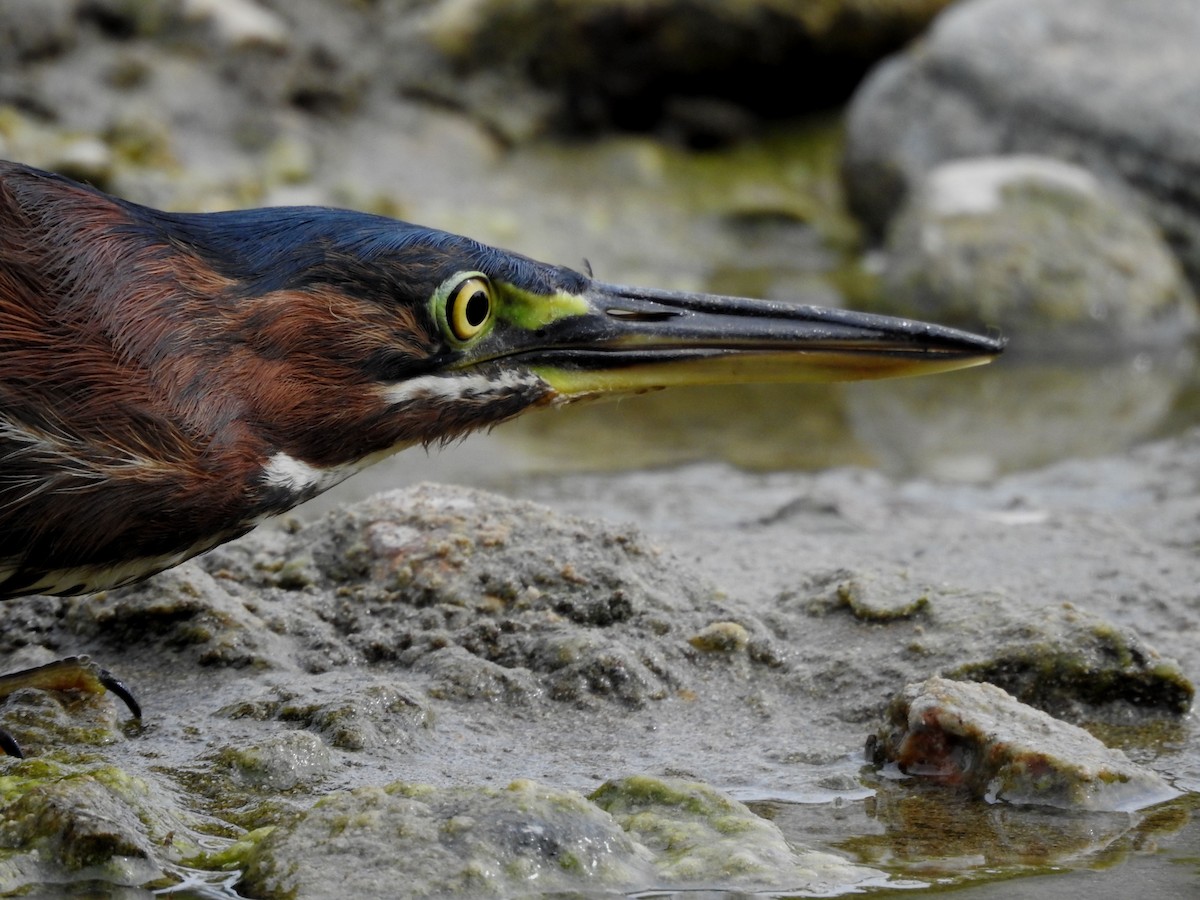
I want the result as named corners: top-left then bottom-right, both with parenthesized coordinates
top-left (842, 0), bottom-right (1200, 286)
top-left (239, 779), bottom-right (657, 898)
top-left (876, 156), bottom-right (1198, 344)
top-left (0, 761), bottom-right (207, 891)
top-left (239, 775), bottom-right (884, 897)
top-left (219, 681), bottom-right (435, 752)
top-left (870, 676), bottom-right (1180, 811)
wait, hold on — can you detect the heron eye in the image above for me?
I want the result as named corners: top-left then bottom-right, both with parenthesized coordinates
top-left (447, 276), bottom-right (493, 341)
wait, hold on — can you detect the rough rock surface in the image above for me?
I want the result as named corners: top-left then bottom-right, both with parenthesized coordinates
top-left (240, 775), bottom-right (889, 898)
top-left (871, 676), bottom-right (1179, 812)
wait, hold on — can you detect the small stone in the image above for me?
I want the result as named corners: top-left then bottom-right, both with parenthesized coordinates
top-left (836, 576), bottom-right (928, 621)
top-left (688, 621), bottom-right (750, 653)
top-left (870, 676), bottom-right (1179, 812)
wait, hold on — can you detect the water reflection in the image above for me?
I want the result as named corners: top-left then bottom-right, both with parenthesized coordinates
top-left (841, 779), bottom-right (1193, 883)
top-left (494, 345), bottom-right (1197, 482)
top-left (846, 345), bottom-right (1197, 480)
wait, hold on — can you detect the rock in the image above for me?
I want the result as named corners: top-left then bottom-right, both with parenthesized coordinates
top-left (238, 779), bottom-right (656, 897)
top-left (795, 575), bottom-right (1194, 723)
top-left (869, 676), bottom-right (1180, 812)
top-left (875, 156), bottom-right (1198, 344)
top-left (62, 563), bottom-right (294, 672)
top-left (220, 681), bottom-right (436, 752)
top-left (238, 775), bottom-right (885, 897)
top-left (0, 760), bottom-right (208, 893)
top-left (688, 620), bottom-right (751, 653)
top-left (592, 775), bottom-right (882, 890)
top-left (842, 0), bottom-right (1200, 288)
top-left (202, 484), bottom-right (727, 708)
top-left (830, 572), bottom-right (929, 621)
top-left (945, 604), bottom-right (1195, 717)
top-left (214, 731), bottom-right (334, 791)
top-left (400, 0), bottom-right (956, 142)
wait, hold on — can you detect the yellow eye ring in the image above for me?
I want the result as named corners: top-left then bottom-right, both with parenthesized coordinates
top-left (446, 276), bottom-right (493, 342)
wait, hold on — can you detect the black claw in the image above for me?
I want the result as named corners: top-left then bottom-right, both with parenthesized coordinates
top-left (98, 669), bottom-right (142, 719)
top-left (0, 729), bottom-right (24, 759)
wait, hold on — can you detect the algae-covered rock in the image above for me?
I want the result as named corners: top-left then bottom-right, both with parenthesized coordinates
top-left (0, 760), bottom-right (217, 893)
top-left (239, 775), bottom-right (892, 898)
top-left (869, 677), bottom-right (1180, 812)
top-left (592, 775), bottom-right (885, 891)
top-left (220, 681), bottom-right (436, 752)
top-left (213, 731), bottom-right (335, 793)
top-left (688, 620), bottom-right (751, 653)
top-left (238, 779), bottom-right (656, 898)
top-left (798, 573), bottom-right (1193, 723)
top-left (946, 605), bottom-right (1195, 717)
top-left (831, 573), bottom-right (929, 622)
top-left (62, 563), bottom-right (292, 672)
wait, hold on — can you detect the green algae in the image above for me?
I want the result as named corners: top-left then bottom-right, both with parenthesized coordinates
top-left (237, 778), bottom-right (653, 898)
top-left (948, 624), bottom-right (1195, 716)
top-left (592, 775), bottom-right (881, 888)
top-left (0, 758), bottom-right (240, 892)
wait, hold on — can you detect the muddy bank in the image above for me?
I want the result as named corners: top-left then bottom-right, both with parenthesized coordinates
top-left (1, 427), bottom-right (1196, 895)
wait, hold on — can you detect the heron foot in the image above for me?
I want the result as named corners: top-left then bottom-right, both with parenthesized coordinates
top-left (0, 656), bottom-right (142, 758)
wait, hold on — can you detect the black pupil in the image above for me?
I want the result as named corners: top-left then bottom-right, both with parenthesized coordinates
top-left (464, 290), bottom-right (489, 327)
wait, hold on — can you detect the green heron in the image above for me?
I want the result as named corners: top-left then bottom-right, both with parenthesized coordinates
top-left (0, 160), bottom-right (1003, 755)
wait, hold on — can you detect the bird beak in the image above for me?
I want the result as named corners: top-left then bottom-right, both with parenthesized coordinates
top-left (504, 282), bottom-right (1004, 398)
